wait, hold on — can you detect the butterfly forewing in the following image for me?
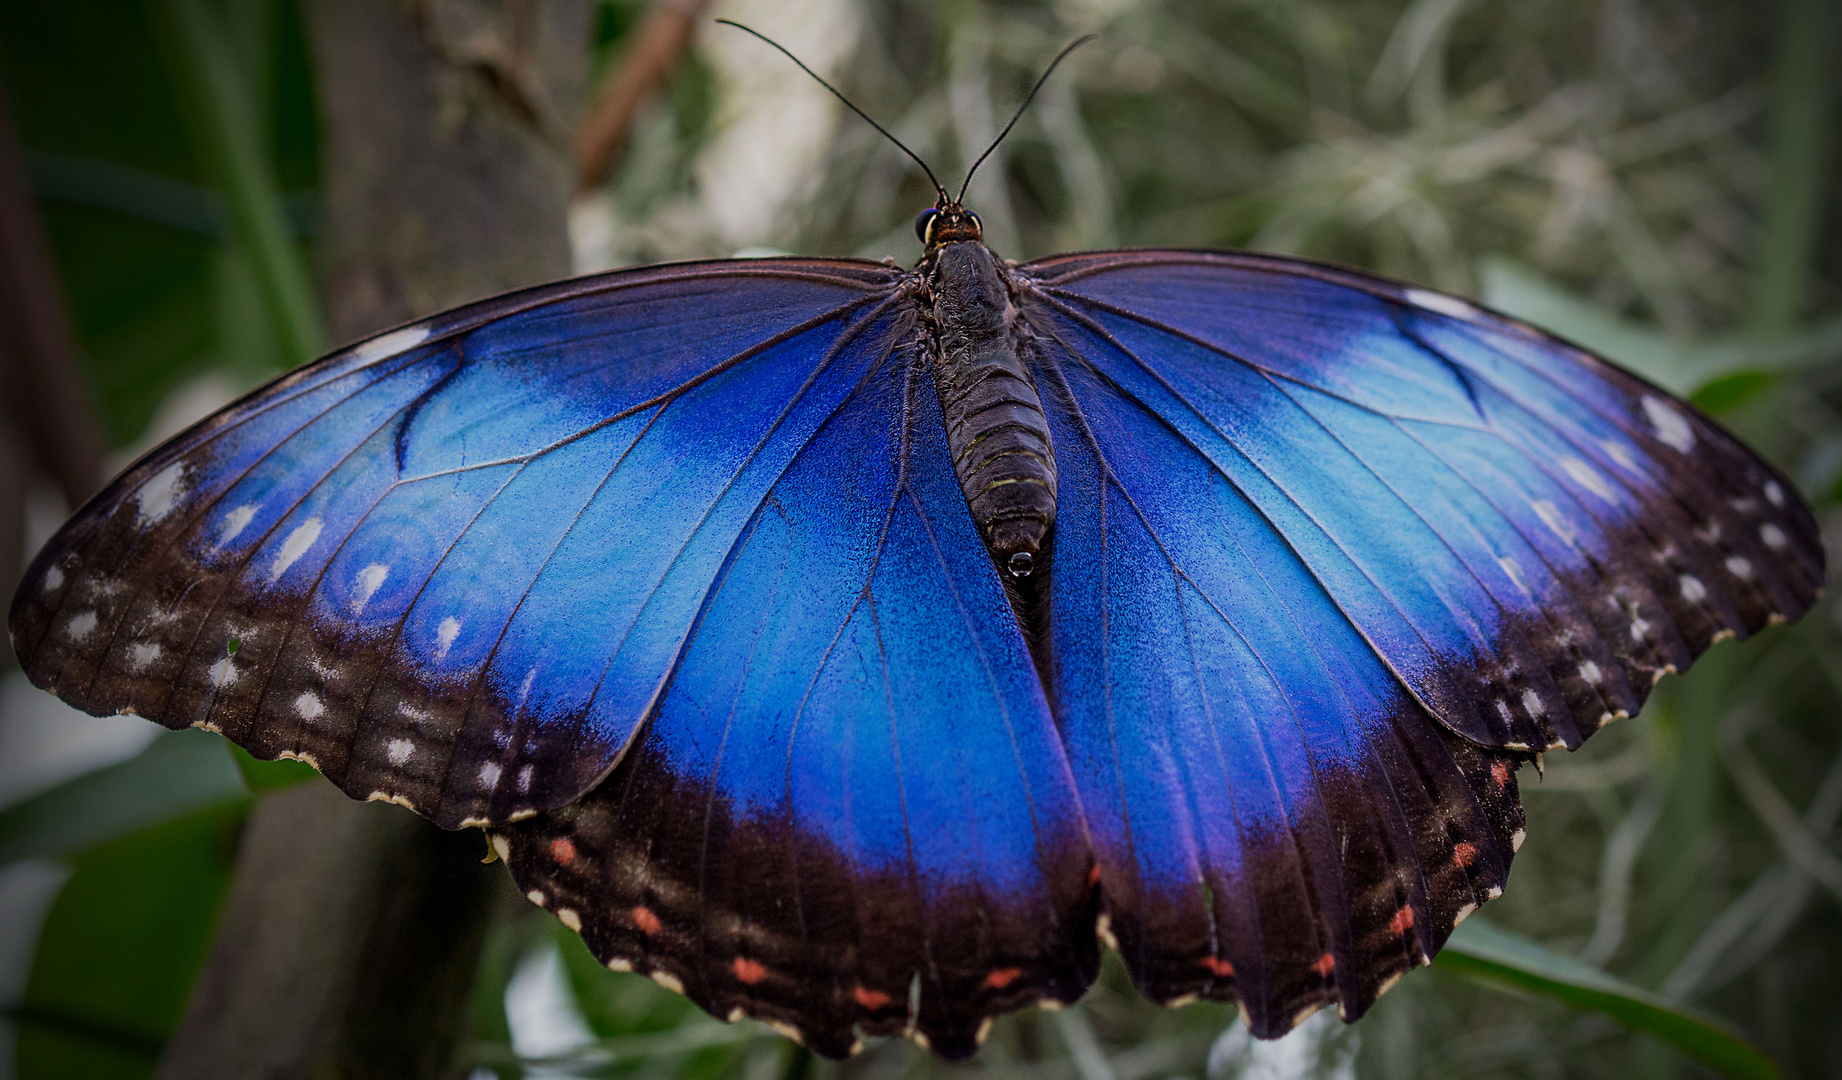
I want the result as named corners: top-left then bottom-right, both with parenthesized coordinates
top-left (11, 259), bottom-right (906, 828)
top-left (1019, 250), bottom-right (1821, 753)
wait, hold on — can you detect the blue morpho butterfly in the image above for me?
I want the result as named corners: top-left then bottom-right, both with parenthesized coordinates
top-left (7, 25), bottom-right (1824, 1060)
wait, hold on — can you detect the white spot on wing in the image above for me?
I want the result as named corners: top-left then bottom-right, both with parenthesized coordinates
top-left (65, 611), bottom-right (97, 641)
top-left (1531, 500), bottom-right (1576, 544)
top-left (218, 503), bottom-right (259, 546)
top-left (1760, 523), bottom-right (1788, 551)
top-left (517, 764), bottom-right (534, 792)
top-left (1497, 557), bottom-right (1531, 597)
top-left (651, 971), bottom-right (684, 994)
top-left (352, 563), bottom-right (389, 614)
top-left (1679, 575), bottom-right (1708, 603)
top-left (1599, 439), bottom-right (1640, 472)
top-left (44, 565), bottom-right (64, 590)
top-left (1520, 688), bottom-right (1547, 719)
top-left (1642, 396), bottom-right (1695, 452)
top-left (350, 325), bottom-right (431, 364)
top-left (1404, 287), bottom-right (1477, 319)
top-left (269, 517), bottom-right (324, 581)
top-left (434, 616), bottom-right (461, 661)
top-left (129, 641), bottom-right (161, 670)
top-left (387, 738), bottom-right (414, 766)
top-left (1725, 556), bottom-right (1753, 579)
top-left (1580, 660), bottom-right (1603, 684)
top-left (558, 909), bottom-right (582, 931)
top-left (209, 656), bottom-right (238, 687)
top-left (1764, 480), bottom-right (1785, 507)
top-left (1561, 457), bottom-right (1615, 501)
top-left (295, 692), bottom-right (324, 721)
top-left (136, 463), bottom-right (187, 525)
top-left (479, 761), bottom-right (502, 790)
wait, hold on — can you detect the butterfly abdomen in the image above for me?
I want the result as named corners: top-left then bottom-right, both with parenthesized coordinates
top-left (930, 241), bottom-right (1057, 572)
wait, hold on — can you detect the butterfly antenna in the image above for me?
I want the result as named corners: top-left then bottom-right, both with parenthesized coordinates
top-left (956, 33), bottom-right (1097, 204)
top-left (717, 20), bottom-right (948, 202)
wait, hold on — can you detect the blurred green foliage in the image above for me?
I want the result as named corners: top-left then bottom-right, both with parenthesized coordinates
top-left (1, 0), bottom-right (1837, 1077)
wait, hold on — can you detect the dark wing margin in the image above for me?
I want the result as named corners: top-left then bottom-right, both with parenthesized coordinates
top-left (493, 351), bottom-right (1097, 1059)
top-left (9, 258), bottom-right (917, 829)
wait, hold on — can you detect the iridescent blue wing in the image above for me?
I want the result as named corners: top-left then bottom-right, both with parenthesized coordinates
top-left (492, 355), bottom-right (1096, 1058)
top-left (1014, 250), bottom-right (1820, 1034)
top-left (10, 258), bottom-right (935, 830)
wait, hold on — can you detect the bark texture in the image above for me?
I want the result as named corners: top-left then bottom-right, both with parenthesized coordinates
top-left (313, 0), bottom-right (590, 346)
top-left (158, 3), bottom-right (589, 1077)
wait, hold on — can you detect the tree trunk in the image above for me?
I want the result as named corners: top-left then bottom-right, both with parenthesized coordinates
top-left (158, 3), bottom-right (588, 1077)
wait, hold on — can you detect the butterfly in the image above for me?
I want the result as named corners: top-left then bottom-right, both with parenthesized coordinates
top-left (7, 28), bottom-right (1823, 1062)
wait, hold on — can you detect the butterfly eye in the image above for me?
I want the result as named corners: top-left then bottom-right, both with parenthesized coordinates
top-left (914, 208), bottom-right (938, 244)
top-left (966, 212), bottom-right (982, 234)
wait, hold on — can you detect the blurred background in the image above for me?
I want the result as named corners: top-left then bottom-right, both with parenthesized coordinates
top-left (0, 0), bottom-right (1837, 1077)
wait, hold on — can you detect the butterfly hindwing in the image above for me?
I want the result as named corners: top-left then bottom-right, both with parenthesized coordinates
top-left (495, 352), bottom-right (1098, 1058)
top-left (9, 259), bottom-right (909, 828)
top-left (1025, 319), bottom-right (1523, 1033)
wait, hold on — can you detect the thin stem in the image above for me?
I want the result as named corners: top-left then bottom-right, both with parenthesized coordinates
top-left (161, 0), bottom-right (323, 368)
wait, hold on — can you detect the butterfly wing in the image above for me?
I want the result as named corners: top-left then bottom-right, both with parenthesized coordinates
top-left (1014, 250), bottom-right (1820, 1033)
top-left (9, 258), bottom-right (933, 829)
top-left (1025, 250), bottom-right (1821, 752)
top-left (493, 354), bottom-right (1096, 1058)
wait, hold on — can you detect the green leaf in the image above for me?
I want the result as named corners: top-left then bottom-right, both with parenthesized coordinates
top-left (13, 802), bottom-right (246, 1080)
top-left (0, 729), bottom-right (247, 867)
top-left (1435, 917), bottom-right (1782, 1080)
top-left (226, 742), bottom-right (320, 792)
top-left (1690, 370), bottom-right (1779, 414)
top-left (155, 0), bottom-right (322, 368)
top-left (1479, 257), bottom-right (1842, 397)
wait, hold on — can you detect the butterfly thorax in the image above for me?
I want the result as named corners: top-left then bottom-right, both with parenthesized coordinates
top-left (927, 239), bottom-right (1057, 577)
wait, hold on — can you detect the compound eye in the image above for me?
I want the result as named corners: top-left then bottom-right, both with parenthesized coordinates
top-left (966, 211), bottom-right (982, 235)
top-left (914, 208), bottom-right (938, 244)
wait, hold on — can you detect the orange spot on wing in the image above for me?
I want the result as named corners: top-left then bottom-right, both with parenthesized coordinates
top-left (1313, 952), bottom-right (1336, 977)
top-left (1389, 905), bottom-right (1415, 935)
top-left (852, 986), bottom-right (892, 1010)
top-left (1454, 842), bottom-right (1478, 867)
top-left (631, 906), bottom-right (663, 935)
top-left (1491, 760), bottom-right (1512, 788)
top-left (1199, 956), bottom-right (1235, 978)
top-left (1088, 864), bottom-right (1102, 887)
top-left (733, 956), bottom-right (767, 985)
top-left (548, 837), bottom-right (577, 865)
top-left (982, 967), bottom-right (1023, 990)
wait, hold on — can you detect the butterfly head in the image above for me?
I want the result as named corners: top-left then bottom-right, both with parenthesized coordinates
top-left (915, 202), bottom-right (983, 250)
